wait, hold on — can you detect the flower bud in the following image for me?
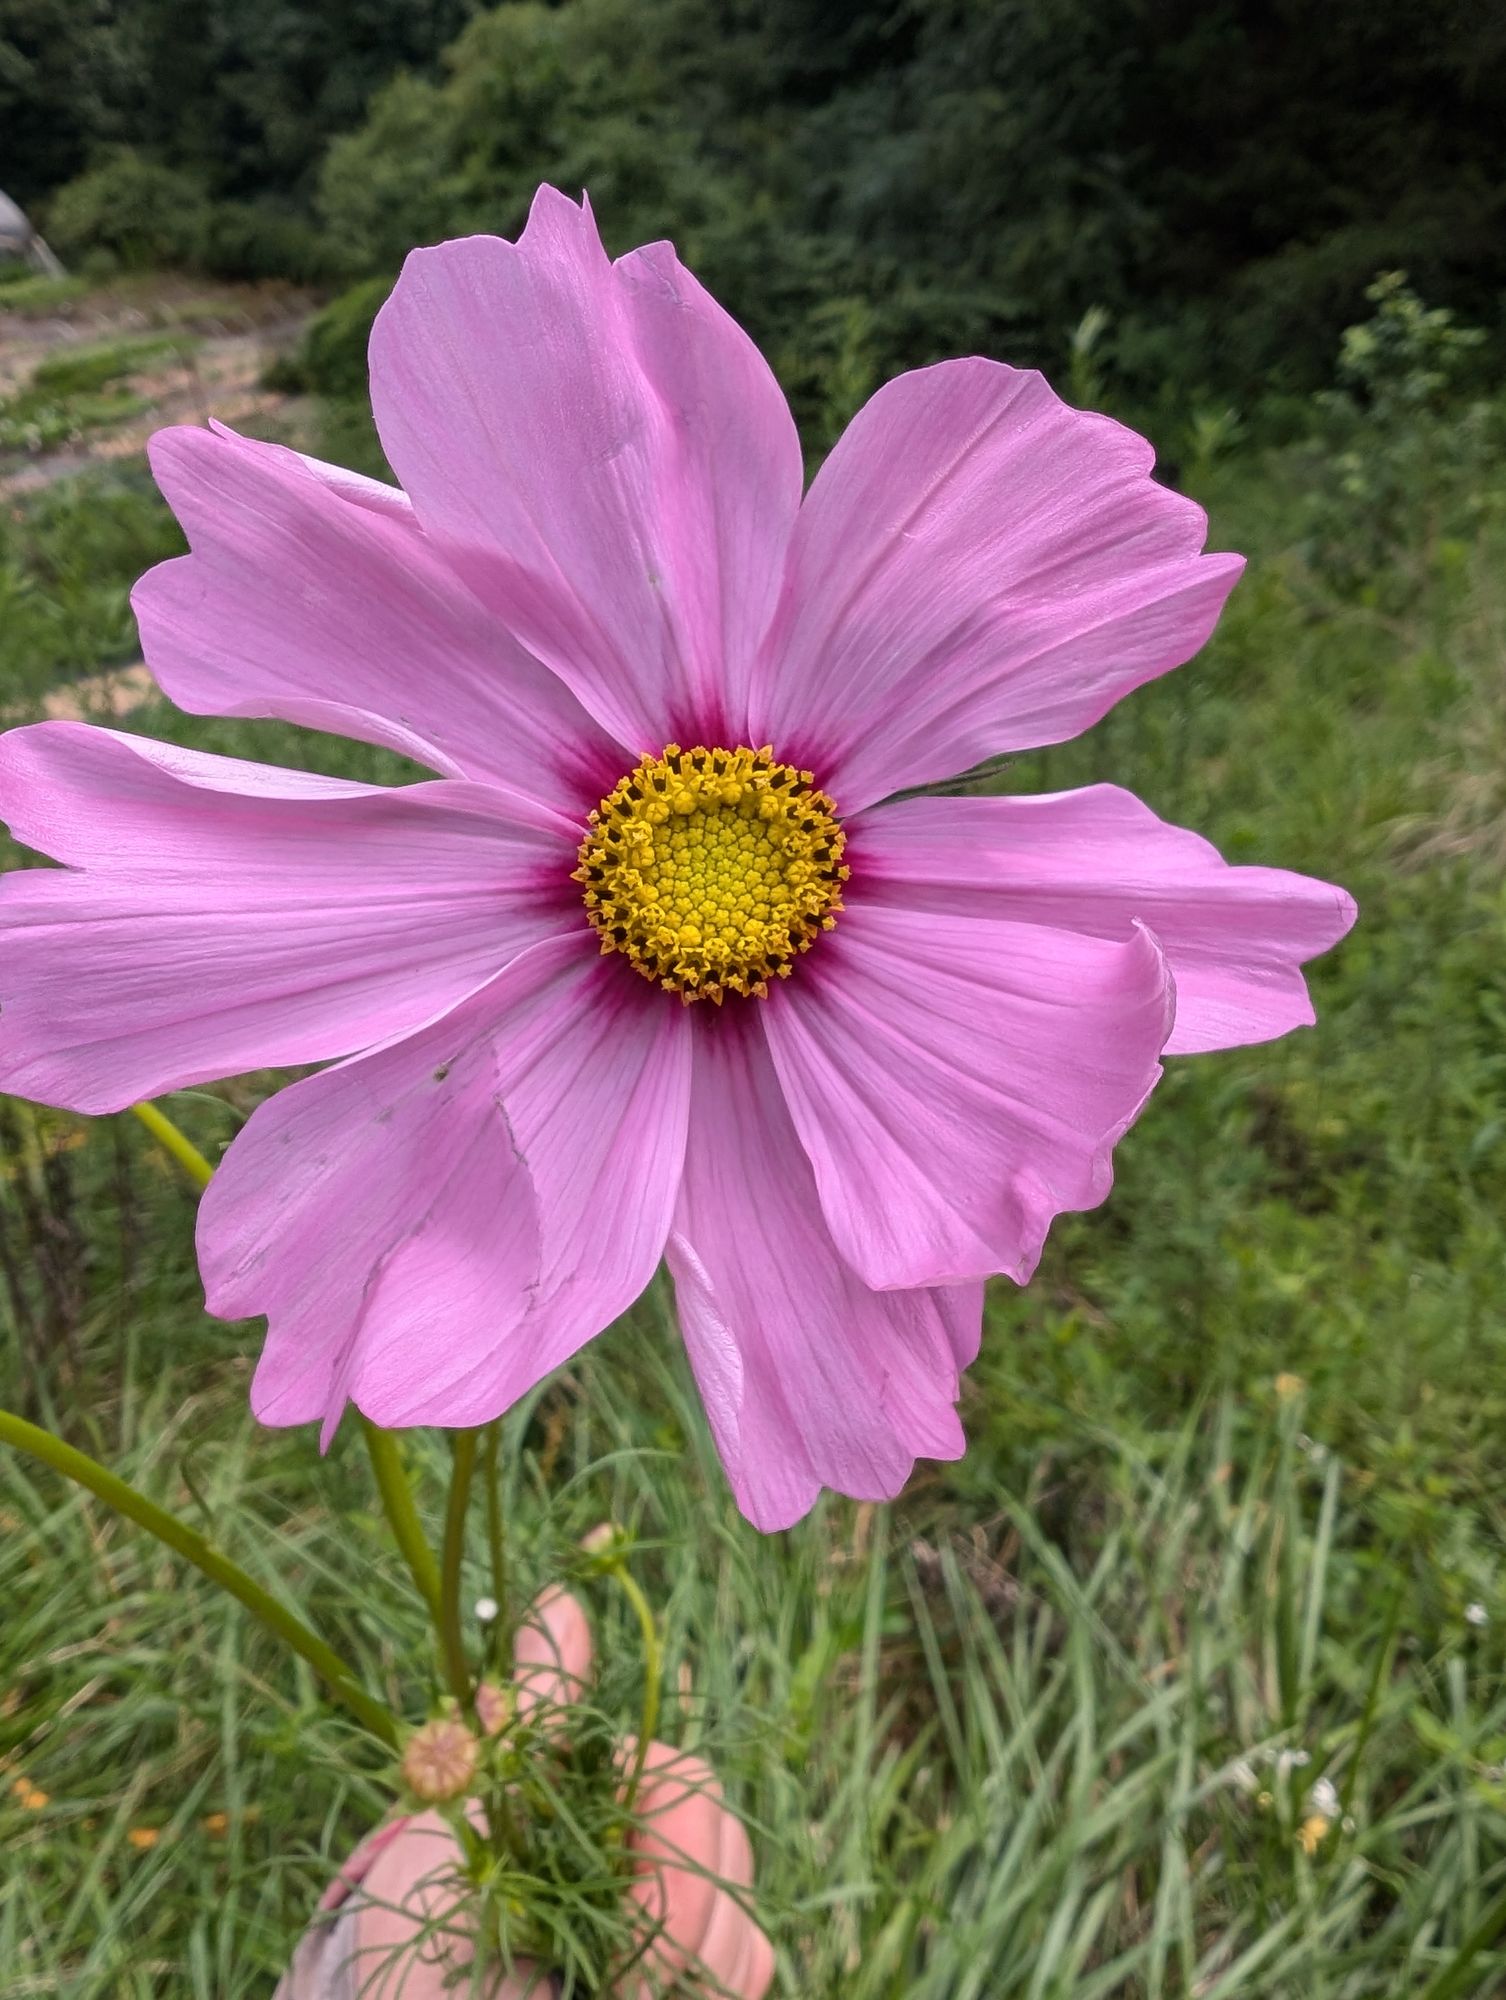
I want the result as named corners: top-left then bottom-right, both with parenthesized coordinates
top-left (400, 1717), bottom-right (480, 1802)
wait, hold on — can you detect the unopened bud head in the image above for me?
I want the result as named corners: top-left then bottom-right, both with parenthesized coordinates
top-left (400, 1717), bottom-right (480, 1802)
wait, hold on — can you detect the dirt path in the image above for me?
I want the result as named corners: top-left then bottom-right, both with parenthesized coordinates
top-left (0, 273), bottom-right (316, 501)
top-left (3, 273), bottom-right (320, 716)
top-left (40, 663), bottom-right (156, 721)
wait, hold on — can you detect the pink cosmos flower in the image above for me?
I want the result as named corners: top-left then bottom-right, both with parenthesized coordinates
top-left (0, 188), bottom-right (1355, 1529)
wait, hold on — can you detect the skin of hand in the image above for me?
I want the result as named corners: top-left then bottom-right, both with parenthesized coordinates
top-left (275, 1586), bottom-right (775, 1999)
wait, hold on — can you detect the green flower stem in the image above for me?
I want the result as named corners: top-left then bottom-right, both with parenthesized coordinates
top-left (130, 1100), bottom-right (214, 1188)
top-left (439, 1429), bottom-right (480, 1710)
top-left (0, 1405), bottom-right (398, 1746)
top-left (360, 1419), bottom-right (443, 1628)
top-left (610, 1558), bottom-right (662, 1825)
top-left (480, 1420), bottom-right (509, 1674)
top-left (131, 1104), bottom-right (453, 1683)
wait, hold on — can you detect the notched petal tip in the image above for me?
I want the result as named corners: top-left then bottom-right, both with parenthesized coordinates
top-left (316, 1399), bottom-right (347, 1456)
top-left (1128, 915), bottom-right (1179, 1050)
top-left (369, 184), bottom-right (801, 760)
top-left (854, 789), bottom-right (1353, 1061)
top-left (755, 358), bottom-right (1250, 808)
top-left (526, 179), bottom-right (595, 234)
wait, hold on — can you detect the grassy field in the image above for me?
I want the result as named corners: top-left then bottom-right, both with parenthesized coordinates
top-left (1, 283), bottom-right (1504, 1995)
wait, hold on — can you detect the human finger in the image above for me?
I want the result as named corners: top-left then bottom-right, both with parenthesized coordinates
top-left (509, 1584), bottom-right (594, 1722)
top-left (619, 1741), bottom-right (773, 1999)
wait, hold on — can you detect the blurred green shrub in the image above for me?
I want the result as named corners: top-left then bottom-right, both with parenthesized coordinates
top-left (275, 276), bottom-right (392, 401)
top-left (44, 148), bottom-right (329, 285)
top-left (317, 73), bottom-right (466, 277)
top-left (317, 0), bottom-right (714, 274)
top-left (1332, 270), bottom-right (1488, 419)
top-left (29, 334), bottom-right (185, 397)
top-left (1281, 274), bottom-right (1500, 601)
top-left (192, 202), bottom-right (329, 284)
top-left (46, 149), bottom-right (210, 270)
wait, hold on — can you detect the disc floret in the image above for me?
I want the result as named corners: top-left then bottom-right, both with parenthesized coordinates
top-left (574, 745), bottom-right (848, 1003)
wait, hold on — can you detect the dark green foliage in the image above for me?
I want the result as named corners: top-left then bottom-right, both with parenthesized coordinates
top-left (189, 200), bottom-right (329, 284)
top-left (0, 0), bottom-right (135, 205)
top-left (317, 0), bottom-right (731, 273)
top-left (3, 0), bottom-right (483, 283)
top-left (8, 0), bottom-right (1505, 384)
top-left (311, 0), bottom-right (1506, 415)
top-left (280, 274), bottom-right (391, 399)
top-left (1, 0), bottom-right (482, 209)
top-left (42, 146), bottom-right (330, 285)
top-left (115, 0), bottom-right (482, 201)
top-left (830, 0), bottom-right (1506, 391)
top-left (44, 152), bottom-right (209, 270)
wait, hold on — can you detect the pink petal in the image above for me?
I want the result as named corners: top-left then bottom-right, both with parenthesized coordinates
top-left (463, 935), bottom-right (692, 1420)
top-left (668, 1015), bottom-right (979, 1531)
top-left (855, 787), bottom-right (1357, 1055)
top-left (198, 981), bottom-right (543, 1442)
top-left (201, 934), bottom-right (690, 1436)
top-left (0, 723), bottom-right (569, 1113)
top-left (133, 422), bottom-right (622, 815)
top-left (762, 901), bottom-right (1174, 1291)
top-left (369, 187), bottom-right (803, 751)
top-left (751, 358), bottom-right (1244, 810)
top-left (201, 421), bottom-right (414, 522)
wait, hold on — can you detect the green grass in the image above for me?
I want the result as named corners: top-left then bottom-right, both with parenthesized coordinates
top-left (0, 272), bottom-right (94, 314)
top-left (26, 336), bottom-right (196, 401)
top-left (3, 1231), bottom-right (1503, 1997)
top-left (0, 335), bottom-right (201, 457)
top-left (0, 271), bottom-right (302, 328)
top-left (0, 471), bottom-right (183, 713)
top-left (968, 433), bottom-right (1506, 1539)
top-left (2, 362), bottom-right (1506, 1991)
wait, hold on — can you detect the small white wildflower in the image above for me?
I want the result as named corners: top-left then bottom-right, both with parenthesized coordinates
top-left (474, 1596), bottom-right (500, 1623)
top-left (1307, 1775), bottom-right (1340, 1818)
top-left (1465, 1601), bottom-right (1488, 1628)
top-left (1276, 1747), bottom-right (1311, 1778)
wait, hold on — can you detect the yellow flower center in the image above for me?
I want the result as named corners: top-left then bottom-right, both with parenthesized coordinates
top-left (573, 744), bottom-right (848, 1003)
